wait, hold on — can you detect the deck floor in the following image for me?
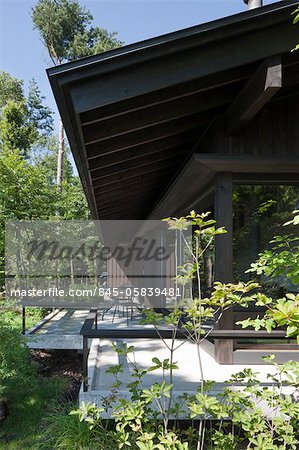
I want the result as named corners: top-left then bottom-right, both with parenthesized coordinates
top-left (25, 308), bottom-right (157, 349)
top-left (26, 309), bottom-right (90, 349)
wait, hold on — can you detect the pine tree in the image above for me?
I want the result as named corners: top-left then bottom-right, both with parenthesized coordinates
top-left (32, 0), bottom-right (123, 190)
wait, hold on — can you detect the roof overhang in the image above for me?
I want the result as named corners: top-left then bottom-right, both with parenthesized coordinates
top-left (48, 0), bottom-right (299, 220)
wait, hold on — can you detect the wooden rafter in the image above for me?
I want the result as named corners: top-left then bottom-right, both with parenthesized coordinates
top-left (226, 56), bottom-right (282, 135)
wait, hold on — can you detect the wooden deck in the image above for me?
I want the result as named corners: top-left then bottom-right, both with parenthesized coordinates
top-left (25, 309), bottom-right (90, 349)
top-left (25, 308), bottom-right (155, 349)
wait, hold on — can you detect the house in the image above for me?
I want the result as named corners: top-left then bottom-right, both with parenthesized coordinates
top-left (47, 0), bottom-right (299, 372)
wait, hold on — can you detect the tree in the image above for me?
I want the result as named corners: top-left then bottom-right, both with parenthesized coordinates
top-left (34, 134), bottom-right (73, 184)
top-left (27, 79), bottom-right (53, 137)
top-left (0, 101), bottom-right (36, 157)
top-left (32, 0), bottom-right (123, 191)
top-left (0, 72), bottom-right (24, 108)
top-left (0, 149), bottom-right (57, 285)
top-left (0, 71), bottom-right (54, 158)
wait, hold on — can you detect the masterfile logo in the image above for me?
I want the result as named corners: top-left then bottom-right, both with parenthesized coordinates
top-left (5, 220), bottom-right (190, 308)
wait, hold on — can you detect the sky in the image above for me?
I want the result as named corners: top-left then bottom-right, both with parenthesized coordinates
top-left (0, 0), bottom-right (278, 125)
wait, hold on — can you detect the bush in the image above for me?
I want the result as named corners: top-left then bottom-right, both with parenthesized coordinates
top-left (0, 321), bottom-right (34, 396)
top-left (69, 351), bottom-right (299, 450)
top-left (39, 403), bottom-right (113, 450)
top-left (68, 211), bottom-right (299, 450)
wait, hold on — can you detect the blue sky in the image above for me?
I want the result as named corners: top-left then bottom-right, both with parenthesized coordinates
top-left (0, 0), bottom-right (277, 125)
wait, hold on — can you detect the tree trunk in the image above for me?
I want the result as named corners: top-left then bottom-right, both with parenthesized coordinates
top-left (56, 117), bottom-right (64, 191)
top-left (0, 400), bottom-right (9, 423)
top-left (204, 247), bottom-right (213, 290)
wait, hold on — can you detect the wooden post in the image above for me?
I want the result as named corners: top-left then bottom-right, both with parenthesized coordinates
top-left (22, 307), bottom-right (26, 335)
top-left (83, 335), bottom-right (88, 392)
top-left (214, 173), bottom-right (234, 364)
top-left (95, 310), bottom-right (98, 330)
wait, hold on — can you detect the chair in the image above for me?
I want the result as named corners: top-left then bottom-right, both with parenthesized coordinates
top-left (111, 285), bottom-right (135, 326)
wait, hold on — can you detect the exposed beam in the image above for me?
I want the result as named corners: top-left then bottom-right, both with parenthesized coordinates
top-left (80, 65), bottom-right (255, 125)
top-left (226, 56), bottom-right (282, 134)
top-left (149, 154), bottom-right (214, 219)
top-left (95, 178), bottom-right (166, 197)
top-left (95, 183), bottom-right (166, 202)
top-left (96, 186), bottom-right (159, 208)
top-left (69, 18), bottom-right (296, 114)
top-left (47, 1), bottom-right (299, 222)
top-left (90, 146), bottom-right (190, 179)
top-left (92, 160), bottom-right (181, 189)
top-left (86, 130), bottom-right (199, 160)
top-left (93, 172), bottom-right (168, 194)
top-left (88, 142), bottom-right (192, 172)
top-left (97, 202), bottom-right (150, 217)
top-left (149, 153), bottom-right (299, 219)
top-left (82, 84), bottom-right (239, 143)
top-left (84, 111), bottom-right (212, 147)
top-left (95, 187), bottom-right (162, 207)
top-left (91, 149), bottom-right (188, 182)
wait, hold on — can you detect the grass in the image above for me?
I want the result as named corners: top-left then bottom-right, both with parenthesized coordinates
top-left (0, 304), bottom-right (70, 449)
top-left (0, 301), bottom-right (47, 332)
top-left (0, 375), bottom-right (68, 449)
top-left (37, 405), bottom-right (100, 450)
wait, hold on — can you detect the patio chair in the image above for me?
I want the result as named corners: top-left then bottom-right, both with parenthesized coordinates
top-left (111, 285), bottom-right (136, 326)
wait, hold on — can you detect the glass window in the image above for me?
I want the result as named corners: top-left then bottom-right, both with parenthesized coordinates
top-left (233, 184), bottom-right (299, 290)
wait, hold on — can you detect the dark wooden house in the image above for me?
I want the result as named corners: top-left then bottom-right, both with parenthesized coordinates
top-left (48, 0), bottom-right (299, 363)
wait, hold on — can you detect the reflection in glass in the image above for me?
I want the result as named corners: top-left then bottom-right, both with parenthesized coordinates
top-left (233, 185), bottom-right (299, 292)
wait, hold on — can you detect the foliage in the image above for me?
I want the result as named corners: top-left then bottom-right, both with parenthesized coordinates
top-left (238, 211), bottom-right (299, 343)
top-left (27, 79), bottom-right (54, 136)
top-left (0, 100), bottom-right (37, 157)
top-left (237, 292), bottom-right (299, 344)
top-left (67, 25), bottom-right (123, 59)
top-left (0, 149), bottom-right (53, 284)
top-left (32, 134), bottom-right (74, 181)
top-left (32, 0), bottom-right (92, 64)
top-left (39, 210), bottom-right (299, 449)
top-left (0, 71), bottom-right (24, 109)
top-left (0, 70), bottom-right (89, 286)
top-left (55, 177), bottom-right (90, 219)
top-left (0, 71), bottom-right (54, 157)
top-left (0, 148), bottom-right (56, 220)
top-left (31, 0), bottom-right (122, 190)
top-left (0, 146), bottom-right (89, 286)
top-left (0, 299), bottom-right (44, 331)
top-left (32, 0), bottom-right (123, 65)
top-left (246, 210), bottom-right (299, 286)
top-left (0, 321), bottom-right (34, 396)
top-left (0, 372), bottom-right (68, 449)
top-left (69, 352), bottom-right (299, 450)
top-left (292, 7), bottom-right (299, 52)
top-left (232, 185), bottom-right (299, 284)
top-left (36, 403), bottom-right (103, 450)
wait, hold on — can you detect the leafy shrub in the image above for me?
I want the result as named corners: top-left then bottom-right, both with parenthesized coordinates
top-left (0, 320), bottom-right (34, 396)
top-left (68, 211), bottom-right (299, 450)
top-left (71, 352), bottom-right (299, 450)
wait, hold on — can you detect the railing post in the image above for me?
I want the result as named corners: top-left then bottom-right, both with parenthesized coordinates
top-left (95, 310), bottom-right (98, 330)
top-left (83, 335), bottom-right (88, 392)
top-left (22, 307), bottom-right (26, 335)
